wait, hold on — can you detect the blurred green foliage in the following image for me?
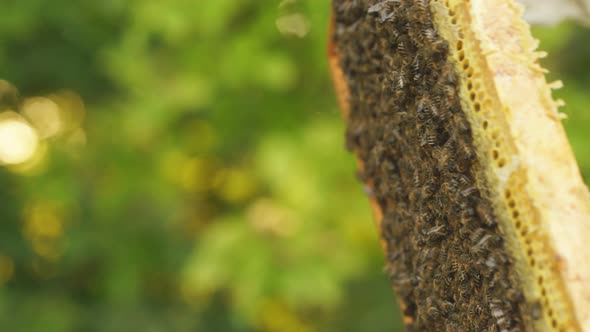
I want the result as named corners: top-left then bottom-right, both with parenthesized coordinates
top-left (0, 1), bottom-right (589, 332)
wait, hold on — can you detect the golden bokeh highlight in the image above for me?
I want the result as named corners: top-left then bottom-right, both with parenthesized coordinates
top-left (247, 198), bottom-right (298, 237)
top-left (0, 111), bottom-right (40, 165)
top-left (22, 97), bottom-right (63, 139)
top-left (0, 89), bottom-right (87, 174)
top-left (48, 90), bottom-right (86, 132)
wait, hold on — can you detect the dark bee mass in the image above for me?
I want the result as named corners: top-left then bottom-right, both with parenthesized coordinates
top-left (332, 0), bottom-right (531, 330)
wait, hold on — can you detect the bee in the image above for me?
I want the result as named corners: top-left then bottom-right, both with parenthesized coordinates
top-left (363, 184), bottom-right (375, 197)
top-left (445, 322), bottom-right (459, 332)
top-left (432, 41), bottom-right (451, 62)
top-left (387, 250), bottom-right (402, 262)
top-left (528, 300), bottom-right (543, 320)
top-left (470, 228), bottom-right (486, 243)
top-left (436, 248), bottom-right (449, 264)
top-left (421, 181), bottom-right (439, 199)
top-left (419, 247), bottom-right (434, 262)
top-left (442, 158), bottom-right (460, 174)
top-left (485, 256), bottom-right (498, 269)
top-left (457, 173), bottom-right (471, 186)
top-left (397, 67), bottom-right (407, 89)
top-left (346, 121), bottom-right (366, 151)
top-left (403, 21), bottom-right (412, 36)
top-left (453, 113), bottom-right (472, 134)
top-left (460, 186), bottom-right (478, 197)
top-left (421, 25), bottom-right (438, 43)
top-left (416, 98), bottom-right (430, 121)
top-left (425, 224), bottom-right (447, 241)
top-left (476, 202), bottom-right (496, 227)
top-left (417, 210), bottom-right (433, 223)
top-left (505, 289), bottom-right (524, 304)
top-left (420, 130), bottom-right (437, 147)
top-left (412, 170), bottom-right (422, 188)
top-left (415, 0), bottom-right (429, 14)
top-left (440, 181), bottom-right (458, 196)
top-left (397, 38), bottom-right (408, 58)
top-left (458, 223), bottom-right (475, 240)
top-left (495, 252), bottom-right (510, 266)
top-left (428, 100), bottom-right (441, 118)
top-left (489, 299), bottom-right (506, 319)
top-left (367, 0), bottom-right (397, 22)
top-left (380, 158), bottom-right (397, 175)
top-left (470, 234), bottom-right (493, 254)
top-left (425, 296), bottom-right (441, 318)
top-left (371, 141), bottom-right (387, 165)
top-left (411, 55), bottom-right (423, 82)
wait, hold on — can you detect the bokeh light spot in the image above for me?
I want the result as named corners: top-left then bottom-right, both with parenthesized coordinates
top-left (0, 112), bottom-right (40, 165)
top-left (247, 198), bottom-right (297, 237)
top-left (22, 97), bottom-right (63, 139)
top-left (276, 14), bottom-right (311, 38)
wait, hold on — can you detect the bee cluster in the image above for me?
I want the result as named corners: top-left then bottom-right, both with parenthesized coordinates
top-left (332, 0), bottom-right (534, 330)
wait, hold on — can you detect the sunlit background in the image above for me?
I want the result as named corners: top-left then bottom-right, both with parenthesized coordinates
top-left (0, 1), bottom-right (589, 332)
